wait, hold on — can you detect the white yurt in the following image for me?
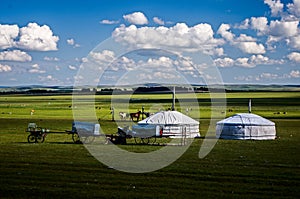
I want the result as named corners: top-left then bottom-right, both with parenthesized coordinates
top-left (132, 111), bottom-right (200, 138)
top-left (216, 113), bottom-right (276, 140)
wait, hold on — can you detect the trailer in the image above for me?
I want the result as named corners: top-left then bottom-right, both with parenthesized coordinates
top-left (26, 122), bottom-right (101, 144)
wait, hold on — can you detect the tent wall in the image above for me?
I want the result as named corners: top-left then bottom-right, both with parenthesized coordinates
top-left (132, 124), bottom-right (200, 138)
top-left (134, 111), bottom-right (200, 138)
top-left (216, 124), bottom-right (276, 140)
top-left (162, 124), bottom-right (199, 138)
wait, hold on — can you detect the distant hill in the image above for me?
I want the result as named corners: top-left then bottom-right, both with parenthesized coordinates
top-left (0, 84), bottom-right (299, 94)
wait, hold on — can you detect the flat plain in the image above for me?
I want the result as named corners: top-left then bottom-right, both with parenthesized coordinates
top-left (0, 92), bottom-right (299, 198)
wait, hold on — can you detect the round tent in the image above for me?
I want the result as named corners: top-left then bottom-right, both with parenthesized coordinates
top-left (132, 111), bottom-right (200, 138)
top-left (216, 113), bottom-right (276, 140)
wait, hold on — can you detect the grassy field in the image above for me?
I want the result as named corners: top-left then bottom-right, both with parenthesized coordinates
top-left (0, 92), bottom-right (299, 198)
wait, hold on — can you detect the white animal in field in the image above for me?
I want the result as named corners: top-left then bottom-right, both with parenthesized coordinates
top-left (119, 112), bottom-right (129, 120)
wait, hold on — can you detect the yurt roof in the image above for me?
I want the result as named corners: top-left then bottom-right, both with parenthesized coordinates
top-left (217, 113), bottom-right (274, 126)
top-left (138, 111), bottom-right (199, 125)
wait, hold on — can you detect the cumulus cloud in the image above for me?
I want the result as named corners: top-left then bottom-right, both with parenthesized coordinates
top-left (112, 23), bottom-right (224, 54)
top-left (0, 23), bottom-right (59, 52)
top-left (264, 0), bottom-right (284, 16)
top-left (123, 12), bottom-right (148, 25)
top-left (153, 17), bottom-right (165, 25)
top-left (250, 17), bottom-right (268, 35)
top-left (100, 19), bottom-right (119, 24)
top-left (237, 42), bottom-right (266, 54)
top-left (0, 24), bottom-right (19, 49)
top-left (17, 23), bottom-right (59, 51)
top-left (214, 57), bottom-right (235, 67)
top-left (236, 1), bottom-right (300, 50)
top-left (214, 55), bottom-right (282, 68)
top-left (269, 20), bottom-right (299, 38)
top-left (290, 70), bottom-right (300, 77)
top-left (0, 50), bottom-right (32, 62)
top-left (89, 50), bottom-right (116, 66)
top-left (217, 23), bottom-right (266, 54)
top-left (287, 52), bottom-right (300, 62)
top-left (217, 24), bottom-right (234, 42)
top-left (0, 63), bottom-right (12, 72)
top-left (287, 35), bottom-right (300, 49)
top-left (287, 0), bottom-right (300, 18)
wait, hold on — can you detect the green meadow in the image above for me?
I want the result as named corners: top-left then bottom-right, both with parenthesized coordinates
top-left (0, 92), bottom-right (299, 198)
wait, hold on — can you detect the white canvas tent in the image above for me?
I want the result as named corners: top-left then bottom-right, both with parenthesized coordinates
top-left (216, 113), bottom-right (276, 140)
top-left (132, 111), bottom-right (200, 138)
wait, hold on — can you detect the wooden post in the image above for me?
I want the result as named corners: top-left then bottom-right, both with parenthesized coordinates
top-left (111, 107), bottom-right (114, 121)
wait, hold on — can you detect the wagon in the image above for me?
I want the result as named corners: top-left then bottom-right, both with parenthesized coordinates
top-left (26, 122), bottom-right (101, 144)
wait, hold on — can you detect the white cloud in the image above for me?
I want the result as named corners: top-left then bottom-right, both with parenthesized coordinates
top-left (264, 0), bottom-right (284, 16)
top-left (236, 34), bottom-right (257, 42)
top-left (218, 23), bottom-right (266, 54)
top-left (0, 63), bottom-right (12, 72)
top-left (113, 23), bottom-right (224, 53)
top-left (234, 71), bottom-right (298, 82)
top-left (217, 24), bottom-right (234, 42)
top-left (0, 24), bottom-right (19, 49)
top-left (237, 42), bottom-right (266, 54)
top-left (123, 12), bottom-right (148, 25)
top-left (89, 50), bottom-right (115, 65)
top-left (100, 19), bottom-right (119, 25)
top-left (250, 17), bottom-right (268, 35)
top-left (67, 38), bottom-right (75, 45)
top-left (235, 57), bottom-right (254, 68)
top-left (269, 20), bottom-right (299, 38)
top-left (68, 65), bottom-right (77, 70)
top-left (0, 50), bottom-right (32, 62)
top-left (67, 38), bottom-right (80, 48)
top-left (290, 70), bottom-right (300, 77)
top-left (287, 52), bottom-right (300, 62)
top-left (29, 63), bottom-right (46, 73)
top-left (287, 0), bottom-right (300, 17)
top-left (32, 63), bottom-right (39, 69)
top-left (17, 23), bottom-right (59, 51)
top-left (287, 35), bottom-right (300, 49)
top-left (44, 56), bottom-right (59, 61)
top-left (147, 56), bottom-right (173, 68)
top-left (260, 72), bottom-right (279, 79)
top-left (214, 57), bottom-right (235, 67)
top-left (153, 17), bottom-right (165, 25)
top-left (214, 55), bottom-right (282, 68)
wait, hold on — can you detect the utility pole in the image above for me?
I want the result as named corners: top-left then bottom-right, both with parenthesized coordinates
top-left (171, 86), bottom-right (175, 111)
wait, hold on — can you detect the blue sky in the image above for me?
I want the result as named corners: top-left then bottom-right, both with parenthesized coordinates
top-left (0, 0), bottom-right (299, 86)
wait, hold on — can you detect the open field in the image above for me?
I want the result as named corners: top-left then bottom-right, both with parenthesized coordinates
top-left (0, 92), bottom-right (299, 198)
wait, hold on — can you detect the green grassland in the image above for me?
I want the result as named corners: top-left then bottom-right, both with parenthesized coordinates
top-left (0, 92), bottom-right (299, 198)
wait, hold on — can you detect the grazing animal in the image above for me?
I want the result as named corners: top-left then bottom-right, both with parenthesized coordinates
top-left (119, 112), bottom-right (129, 120)
top-left (130, 111), bottom-right (141, 122)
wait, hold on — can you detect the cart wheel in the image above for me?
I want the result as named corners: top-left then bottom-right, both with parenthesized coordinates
top-left (148, 137), bottom-right (156, 144)
top-left (27, 134), bottom-right (36, 143)
top-left (134, 137), bottom-right (152, 144)
top-left (134, 137), bottom-right (142, 144)
top-left (72, 133), bottom-right (81, 143)
top-left (141, 138), bottom-right (150, 144)
top-left (36, 134), bottom-right (45, 143)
